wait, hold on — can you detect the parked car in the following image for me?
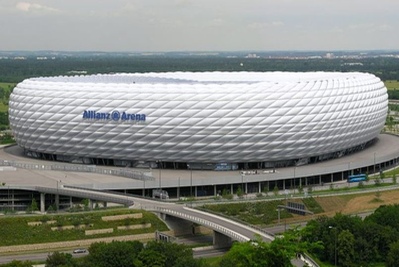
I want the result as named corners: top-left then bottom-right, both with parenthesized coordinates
top-left (73, 248), bottom-right (87, 254)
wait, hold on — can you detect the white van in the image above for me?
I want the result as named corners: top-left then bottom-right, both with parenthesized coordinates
top-left (152, 189), bottom-right (169, 199)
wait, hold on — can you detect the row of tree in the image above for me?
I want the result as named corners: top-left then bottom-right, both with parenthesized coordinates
top-left (0, 230), bottom-right (317, 267)
top-left (0, 56), bottom-right (399, 83)
top-left (302, 204), bottom-right (399, 267)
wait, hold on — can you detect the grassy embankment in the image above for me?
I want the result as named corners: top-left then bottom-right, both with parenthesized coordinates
top-left (385, 80), bottom-right (399, 91)
top-left (201, 181), bottom-right (399, 227)
top-left (0, 208), bottom-right (168, 247)
top-left (0, 82), bottom-right (14, 112)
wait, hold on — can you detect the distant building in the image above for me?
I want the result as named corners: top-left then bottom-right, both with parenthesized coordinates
top-left (325, 53), bottom-right (334, 59)
top-left (9, 72), bottom-right (387, 170)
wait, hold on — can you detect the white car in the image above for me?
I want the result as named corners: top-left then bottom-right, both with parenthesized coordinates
top-left (73, 248), bottom-right (87, 254)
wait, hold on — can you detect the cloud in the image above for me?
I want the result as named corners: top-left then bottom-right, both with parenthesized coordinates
top-left (248, 21), bottom-right (284, 29)
top-left (16, 2), bottom-right (59, 13)
top-left (348, 23), bottom-right (393, 33)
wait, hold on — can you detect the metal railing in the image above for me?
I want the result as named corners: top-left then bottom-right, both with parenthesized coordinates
top-left (0, 159), bottom-right (154, 181)
top-left (156, 207), bottom-right (249, 242)
top-left (35, 186), bottom-right (134, 206)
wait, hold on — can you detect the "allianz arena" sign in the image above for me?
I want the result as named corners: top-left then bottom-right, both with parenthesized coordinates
top-left (82, 110), bottom-right (146, 122)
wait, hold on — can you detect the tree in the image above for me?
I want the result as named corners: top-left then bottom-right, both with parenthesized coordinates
top-left (219, 234), bottom-right (304, 267)
top-left (1, 260), bottom-right (34, 267)
top-left (307, 185), bottom-right (313, 195)
top-left (386, 241), bottom-right (399, 267)
top-left (137, 249), bottom-right (166, 267)
top-left (87, 241), bottom-right (143, 267)
top-left (144, 241), bottom-right (196, 267)
top-left (45, 251), bottom-right (75, 267)
top-left (337, 230), bottom-right (355, 267)
top-left (262, 186), bottom-right (269, 196)
top-left (273, 185), bottom-right (279, 196)
top-left (236, 186), bottom-right (244, 198)
top-left (26, 199), bottom-right (39, 214)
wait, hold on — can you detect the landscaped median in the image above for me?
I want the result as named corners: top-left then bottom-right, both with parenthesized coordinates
top-left (0, 208), bottom-right (169, 254)
top-left (0, 232), bottom-right (172, 254)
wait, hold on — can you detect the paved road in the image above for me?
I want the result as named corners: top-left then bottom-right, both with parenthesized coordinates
top-left (0, 250), bottom-right (87, 265)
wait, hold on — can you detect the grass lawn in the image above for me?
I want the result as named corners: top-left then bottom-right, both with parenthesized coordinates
top-left (0, 208), bottom-right (168, 246)
top-left (385, 80), bottom-right (399, 90)
top-left (0, 82), bottom-right (15, 112)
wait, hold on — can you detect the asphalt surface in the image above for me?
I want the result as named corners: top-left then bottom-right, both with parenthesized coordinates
top-left (1, 133), bottom-right (399, 191)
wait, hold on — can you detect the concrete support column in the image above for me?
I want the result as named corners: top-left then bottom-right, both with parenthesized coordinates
top-left (40, 193), bottom-right (45, 213)
top-left (89, 199), bottom-right (93, 210)
top-left (213, 185), bottom-right (216, 196)
top-left (305, 177), bottom-right (308, 186)
top-left (213, 231), bottom-right (233, 248)
top-left (331, 173), bottom-right (334, 183)
top-left (103, 202), bottom-right (107, 208)
top-left (245, 182), bottom-right (248, 194)
top-left (283, 181), bottom-right (285, 190)
top-left (258, 182), bottom-right (261, 193)
top-left (70, 196), bottom-right (73, 208)
top-left (230, 184), bottom-right (233, 195)
top-left (319, 175), bottom-right (322, 185)
top-left (194, 186), bottom-right (197, 197)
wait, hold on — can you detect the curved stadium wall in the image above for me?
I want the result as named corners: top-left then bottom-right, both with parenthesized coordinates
top-left (8, 72), bottom-right (388, 169)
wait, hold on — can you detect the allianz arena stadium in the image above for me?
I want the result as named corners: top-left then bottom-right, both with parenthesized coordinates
top-left (8, 72), bottom-right (388, 170)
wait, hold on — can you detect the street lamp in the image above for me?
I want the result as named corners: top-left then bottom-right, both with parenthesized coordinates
top-left (329, 226), bottom-right (337, 267)
top-left (143, 178), bottom-right (146, 197)
top-left (348, 162), bottom-right (351, 177)
top-left (294, 167), bottom-right (296, 194)
top-left (241, 173), bottom-right (244, 193)
top-left (190, 167), bottom-right (193, 197)
top-left (178, 177), bottom-right (180, 199)
top-left (158, 161), bottom-right (162, 190)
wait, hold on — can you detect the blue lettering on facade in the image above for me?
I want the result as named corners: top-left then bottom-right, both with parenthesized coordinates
top-left (82, 110), bottom-right (146, 122)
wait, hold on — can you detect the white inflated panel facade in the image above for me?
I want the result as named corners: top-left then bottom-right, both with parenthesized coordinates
top-left (9, 72), bottom-right (388, 164)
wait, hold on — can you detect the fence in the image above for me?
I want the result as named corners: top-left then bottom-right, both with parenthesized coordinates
top-left (0, 159), bottom-right (154, 181)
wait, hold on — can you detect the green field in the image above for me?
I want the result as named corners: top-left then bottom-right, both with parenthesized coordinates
top-left (385, 80), bottom-right (399, 90)
top-left (0, 208), bottom-right (168, 246)
top-left (0, 82), bottom-right (14, 112)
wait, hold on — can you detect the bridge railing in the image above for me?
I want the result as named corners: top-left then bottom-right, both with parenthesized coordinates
top-left (195, 206), bottom-right (275, 238)
top-left (0, 159), bottom-right (154, 181)
top-left (35, 186), bottom-right (134, 206)
top-left (301, 252), bottom-right (320, 267)
top-left (155, 207), bottom-right (249, 242)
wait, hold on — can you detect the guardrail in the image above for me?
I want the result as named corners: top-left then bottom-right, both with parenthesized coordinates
top-left (194, 206), bottom-right (276, 238)
top-left (301, 252), bottom-right (320, 267)
top-left (35, 186), bottom-right (134, 206)
top-left (155, 207), bottom-right (249, 242)
top-left (0, 159), bottom-right (154, 181)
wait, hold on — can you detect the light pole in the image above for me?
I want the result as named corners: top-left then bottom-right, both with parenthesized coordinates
top-left (294, 167), bottom-right (296, 194)
top-left (241, 173), bottom-right (244, 194)
top-left (190, 167), bottom-right (193, 197)
top-left (158, 161), bottom-right (162, 190)
top-left (143, 179), bottom-right (146, 197)
top-left (329, 226), bottom-right (337, 267)
top-left (178, 177), bottom-right (180, 199)
top-left (348, 162), bottom-right (351, 177)
top-left (187, 164), bottom-right (193, 197)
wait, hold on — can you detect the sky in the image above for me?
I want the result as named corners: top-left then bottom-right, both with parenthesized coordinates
top-left (0, 0), bottom-right (398, 52)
